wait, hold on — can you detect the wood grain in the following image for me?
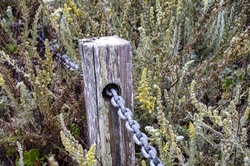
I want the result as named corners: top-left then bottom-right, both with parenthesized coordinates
top-left (79, 36), bottom-right (135, 166)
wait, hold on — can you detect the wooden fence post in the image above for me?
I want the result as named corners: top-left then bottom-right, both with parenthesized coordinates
top-left (79, 36), bottom-right (135, 166)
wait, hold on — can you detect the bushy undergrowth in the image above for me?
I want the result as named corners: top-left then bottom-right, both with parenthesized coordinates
top-left (0, 0), bottom-right (249, 165)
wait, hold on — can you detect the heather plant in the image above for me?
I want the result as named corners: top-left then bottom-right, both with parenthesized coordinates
top-left (0, 0), bottom-right (88, 165)
top-left (0, 0), bottom-right (249, 165)
top-left (134, 0), bottom-right (250, 165)
top-left (59, 113), bottom-right (96, 166)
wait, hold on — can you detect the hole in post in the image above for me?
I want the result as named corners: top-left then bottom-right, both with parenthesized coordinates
top-left (102, 83), bottom-right (121, 100)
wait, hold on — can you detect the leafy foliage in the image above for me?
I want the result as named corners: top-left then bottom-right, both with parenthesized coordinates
top-left (16, 148), bottom-right (43, 166)
top-left (0, 0), bottom-right (249, 165)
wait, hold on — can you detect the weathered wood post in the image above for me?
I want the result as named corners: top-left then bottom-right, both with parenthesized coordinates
top-left (79, 36), bottom-right (135, 166)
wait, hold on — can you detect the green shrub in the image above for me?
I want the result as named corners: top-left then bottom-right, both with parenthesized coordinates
top-left (0, 0), bottom-right (249, 165)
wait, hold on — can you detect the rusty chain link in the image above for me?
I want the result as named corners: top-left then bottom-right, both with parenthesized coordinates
top-left (106, 88), bottom-right (164, 166)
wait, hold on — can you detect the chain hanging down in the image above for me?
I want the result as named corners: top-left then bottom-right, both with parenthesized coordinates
top-left (106, 88), bottom-right (164, 166)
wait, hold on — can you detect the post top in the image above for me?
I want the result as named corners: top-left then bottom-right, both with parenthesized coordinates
top-left (79, 35), bottom-right (130, 46)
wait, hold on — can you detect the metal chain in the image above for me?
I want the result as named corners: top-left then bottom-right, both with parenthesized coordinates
top-left (106, 88), bottom-right (164, 166)
top-left (38, 31), bottom-right (80, 71)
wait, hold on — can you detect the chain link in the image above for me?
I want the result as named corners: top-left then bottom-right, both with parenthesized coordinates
top-left (38, 32), bottom-right (80, 71)
top-left (107, 88), bottom-right (164, 166)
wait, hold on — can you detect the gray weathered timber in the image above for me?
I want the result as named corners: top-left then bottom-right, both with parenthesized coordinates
top-left (79, 36), bottom-right (135, 166)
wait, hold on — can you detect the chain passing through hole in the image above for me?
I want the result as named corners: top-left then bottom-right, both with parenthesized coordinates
top-left (106, 88), bottom-right (164, 166)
